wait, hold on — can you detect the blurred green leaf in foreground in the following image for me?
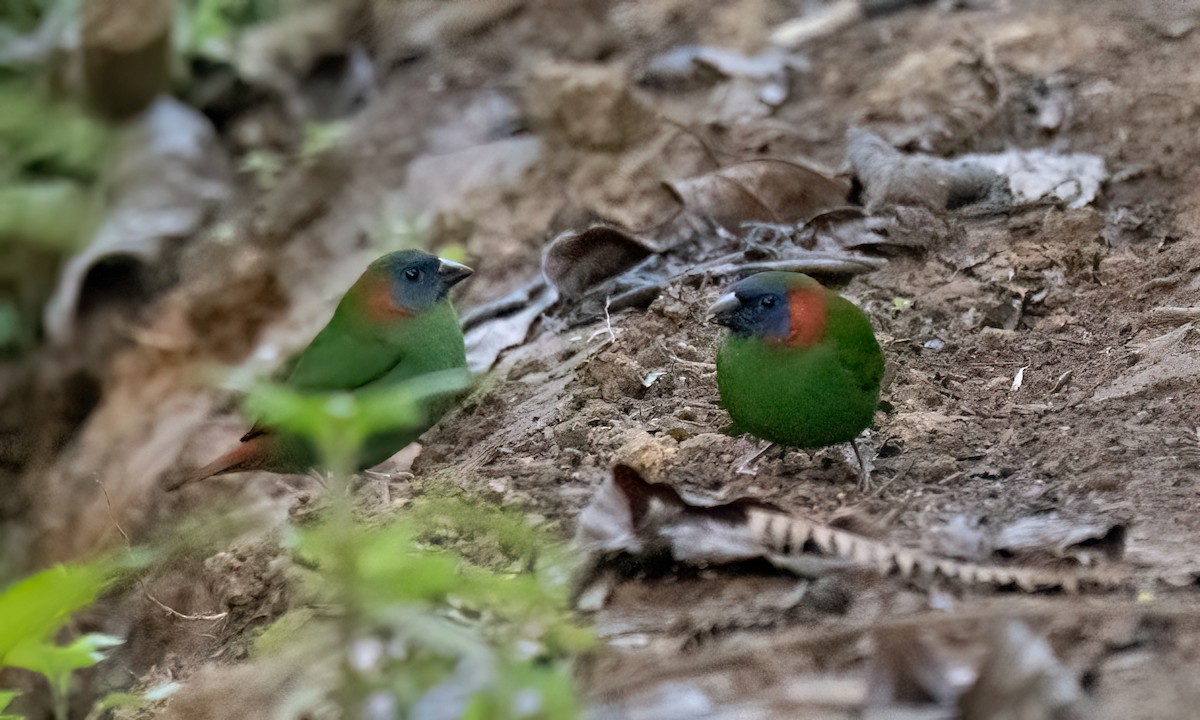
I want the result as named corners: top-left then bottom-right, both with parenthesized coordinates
top-left (0, 560), bottom-right (123, 720)
top-left (0, 76), bottom-right (111, 353)
top-left (243, 370), bottom-right (590, 718)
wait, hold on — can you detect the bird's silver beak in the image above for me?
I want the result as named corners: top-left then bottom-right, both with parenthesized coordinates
top-left (707, 292), bottom-right (740, 324)
top-left (437, 258), bottom-right (474, 287)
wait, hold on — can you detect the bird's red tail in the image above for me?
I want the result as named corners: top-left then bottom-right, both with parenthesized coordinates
top-left (165, 435), bottom-right (272, 491)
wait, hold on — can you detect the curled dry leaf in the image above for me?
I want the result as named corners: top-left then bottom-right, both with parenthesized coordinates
top-left (959, 149), bottom-right (1107, 210)
top-left (931, 512), bottom-right (1125, 567)
top-left (664, 159), bottom-right (849, 232)
top-left (846, 127), bottom-right (1010, 213)
top-left (541, 225), bottom-right (658, 297)
top-left (993, 514), bottom-right (1126, 563)
top-left (572, 465), bottom-right (1125, 608)
top-left (43, 97), bottom-right (232, 346)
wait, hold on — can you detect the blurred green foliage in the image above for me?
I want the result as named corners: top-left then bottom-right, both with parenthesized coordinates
top-left (0, 81), bottom-right (109, 353)
top-left (247, 372), bottom-right (589, 718)
top-left (280, 499), bottom-right (588, 718)
top-left (0, 560), bottom-right (123, 720)
top-left (1, 0), bottom-right (590, 712)
top-left (0, 0), bottom-right (113, 352)
top-left (0, 0), bottom-right (298, 354)
top-left (177, 0), bottom-right (294, 58)
top-left (0, 691), bottom-right (18, 720)
top-left (0, 0), bottom-right (56, 34)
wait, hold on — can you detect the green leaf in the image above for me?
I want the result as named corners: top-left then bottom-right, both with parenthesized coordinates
top-left (0, 181), bottom-right (97, 252)
top-left (354, 369), bottom-right (472, 436)
top-left (244, 368), bottom-right (472, 444)
top-left (0, 690), bottom-right (18, 712)
top-left (0, 563), bottom-right (111, 662)
top-left (0, 83), bottom-right (112, 179)
top-left (301, 122), bottom-right (349, 158)
top-left (5, 633), bottom-right (123, 678)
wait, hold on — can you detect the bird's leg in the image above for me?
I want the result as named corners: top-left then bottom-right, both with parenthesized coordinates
top-left (736, 440), bottom-right (775, 475)
top-left (850, 438), bottom-right (873, 492)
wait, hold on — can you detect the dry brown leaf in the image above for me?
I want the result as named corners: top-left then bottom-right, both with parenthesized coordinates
top-left (542, 226), bottom-right (658, 297)
top-left (664, 159), bottom-right (849, 231)
top-left (43, 98), bottom-right (232, 347)
top-left (846, 128), bottom-right (1009, 213)
top-left (573, 465), bottom-right (1122, 601)
top-left (993, 515), bottom-right (1126, 563)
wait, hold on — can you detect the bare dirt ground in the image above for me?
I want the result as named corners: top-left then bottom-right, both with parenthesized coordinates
top-left (5, 0), bottom-right (1200, 717)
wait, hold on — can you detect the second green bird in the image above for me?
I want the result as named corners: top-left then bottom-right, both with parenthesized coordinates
top-left (174, 249), bottom-right (473, 489)
top-left (708, 271), bottom-right (884, 488)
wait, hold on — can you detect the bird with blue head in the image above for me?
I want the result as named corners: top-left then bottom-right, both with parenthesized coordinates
top-left (171, 249), bottom-right (473, 489)
top-left (708, 271), bottom-right (884, 488)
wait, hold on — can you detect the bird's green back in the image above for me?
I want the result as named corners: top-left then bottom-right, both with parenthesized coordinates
top-left (285, 299), bottom-right (466, 393)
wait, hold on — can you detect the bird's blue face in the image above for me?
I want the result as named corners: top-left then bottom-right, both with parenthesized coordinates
top-left (380, 250), bottom-right (474, 313)
top-left (708, 271), bottom-right (828, 348)
top-left (708, 275), bottom-right (791, 341)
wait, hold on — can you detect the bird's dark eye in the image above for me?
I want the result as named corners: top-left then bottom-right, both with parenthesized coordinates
top-left (404, 268), bottom-right (420, 281)
top-left (760, 296), bottom-right (776, 309)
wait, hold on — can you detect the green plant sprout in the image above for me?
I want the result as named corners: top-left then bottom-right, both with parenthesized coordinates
top-left (0, 560), bottom-right (123, 720)
top-left (0, 690), bottom-right (19, 720)
top-left (245, 368), bottom-right (589, 718)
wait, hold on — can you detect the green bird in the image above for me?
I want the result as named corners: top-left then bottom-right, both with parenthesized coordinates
top-left (708, 271), bottom-right (884, 488)
top-left (172, 250), bottom-right (473, 489)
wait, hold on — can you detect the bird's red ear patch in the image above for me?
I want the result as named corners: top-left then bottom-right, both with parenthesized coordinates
top-left (783, 287), bottom-right (827, 348)
top-left (362, 275), bottom-right (414, 321)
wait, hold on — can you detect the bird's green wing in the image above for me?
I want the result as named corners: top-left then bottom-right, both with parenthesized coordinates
top-left (239, 317), bottom-right (404, 440)
top-left (284, 316), bottom-right (406, 393)
top-left (825, 293), bottom-right (884, 395)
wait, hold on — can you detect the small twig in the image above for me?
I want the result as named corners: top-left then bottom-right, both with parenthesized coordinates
top-left (868, 459), bottom-right (915, 499)
top-left (96, 478), bottom-right (228, 622)
top-left (587, 295), bottom-right (617, 345)
top-left (1043, 336), bottom-right (1092, 347)
top-left (683, 254), bottom-right (887, 281)
top-left (1050, 370), bottom-right (1074, 393)
top-left (668, 354), bottom-right (717, 371)
top-left (1151, 306), bottom-right (1200, 324)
